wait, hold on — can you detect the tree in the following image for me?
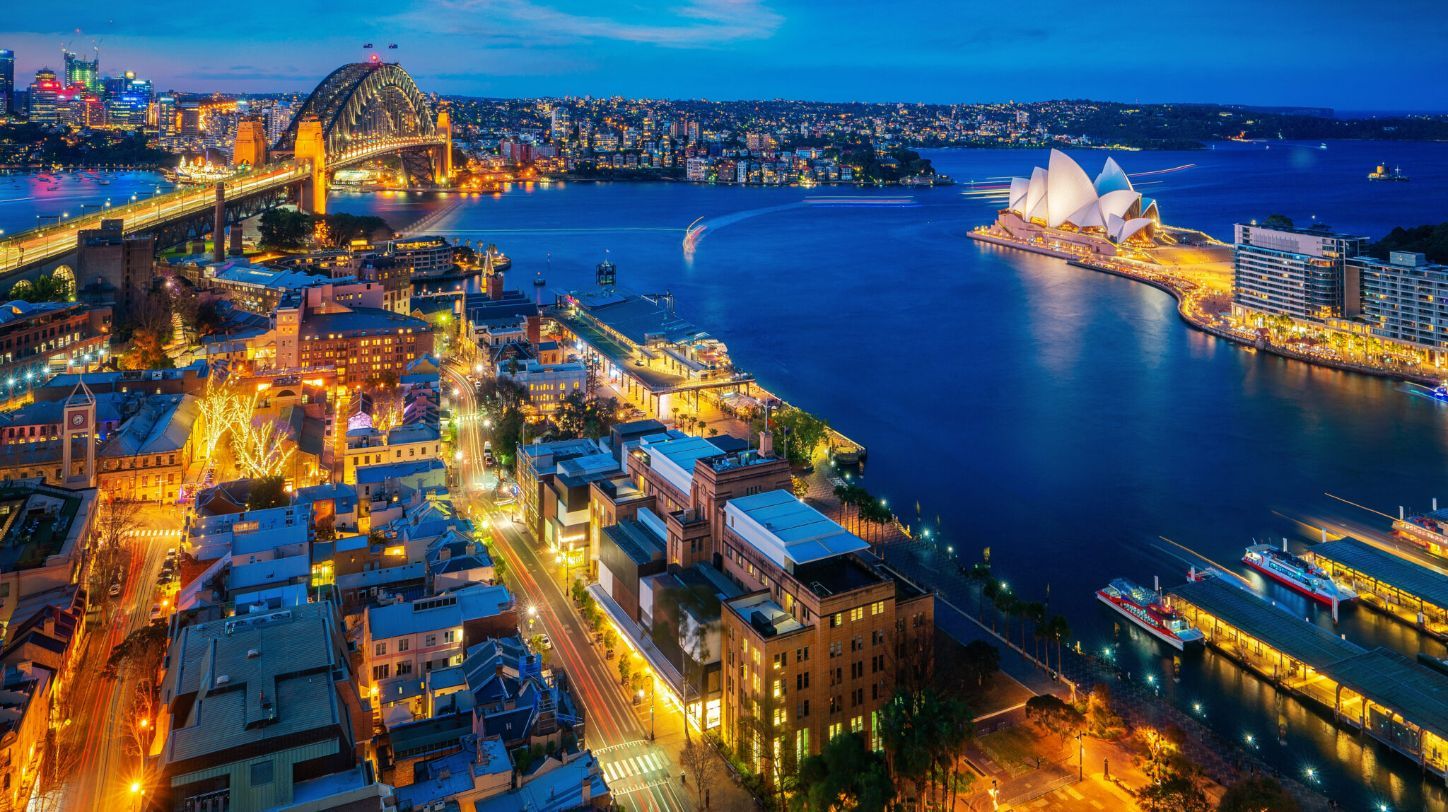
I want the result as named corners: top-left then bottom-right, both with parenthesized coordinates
top-left (1024, 694), bottom-right (1084, 760)
top-left (105, 620), bottom-right (169, 683)
top-left (1136, 726), bottom-right (1210, 812)
top-left (617, 652), bottom-right (633, 685)
top-left (1217, 776), bottom-right (1300, 812)
top-left (258, 208), bottom-right (315, 249)
top-left (760, 406), bottom-right (828, 465)
top-left (556, 391), bottom-right (619, 440)
top-left (321, 212), bottom-right (392, 247)
top-left (679, 738), bottom-right (720, 810)
top-left (121, 326), bottom-right (173, 370)
top-left (1085, 684), bottom-right (1126, 739)
top-left (878, 686), bottom-right (973, 807)
top-left (1260, 213), bottom-right (1295, 230)
top-left (797, 732), bottom-right (894, 812)
top-left (248, 475), bottom-right (289, 510)
top-left (12, 272), bottom-right (71, 303)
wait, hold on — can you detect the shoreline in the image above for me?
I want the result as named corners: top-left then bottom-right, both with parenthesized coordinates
top-left (968, 230), bottom-right (1441, 388)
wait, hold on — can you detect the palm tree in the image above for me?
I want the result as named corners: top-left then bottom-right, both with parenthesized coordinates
top-left (993, 591), bottom-right (1017, 645)
top-left (1023, 601), bottom-right (1046, 662)
top-left (1046, 615), bottom-right (1071, 675)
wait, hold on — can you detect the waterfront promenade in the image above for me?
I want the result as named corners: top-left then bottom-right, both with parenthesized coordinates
top-left (969, 227), bottom-right (1444, 387)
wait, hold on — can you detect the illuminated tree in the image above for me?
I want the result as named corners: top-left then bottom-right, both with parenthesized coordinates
top-left (232, 396), bottom-right (295, 479)
top-left (196, 379), bottom-right (247, 469)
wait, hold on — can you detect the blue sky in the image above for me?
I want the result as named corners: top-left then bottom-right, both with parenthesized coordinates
top-left (6, 0), bottom-right (1447, 109)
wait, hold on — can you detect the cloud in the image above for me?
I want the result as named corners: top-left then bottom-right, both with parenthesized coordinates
top-left (406, 0), bottom-right (783, 48)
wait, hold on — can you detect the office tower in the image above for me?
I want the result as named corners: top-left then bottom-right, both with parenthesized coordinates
top-left (62, 49), bottom-right (99, 92)
top-left (27, 69), bottom-right (60, 124)
top-left (0, 50), bottom-right (13, 115)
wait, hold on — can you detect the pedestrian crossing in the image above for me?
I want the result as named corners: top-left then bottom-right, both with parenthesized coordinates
top-left (600, 750), bottom-right (669, 785)
top-left (123, 528), bottom-right (183, 538)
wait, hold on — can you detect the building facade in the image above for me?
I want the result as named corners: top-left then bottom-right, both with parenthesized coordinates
top-left (1233, 223), bottom-right (1366, 322)
top-left (1354, 251), bottom-right (1448, 357)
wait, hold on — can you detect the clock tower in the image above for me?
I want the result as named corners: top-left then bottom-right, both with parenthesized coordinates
top-left (62, 380), bottom-right (96, 488)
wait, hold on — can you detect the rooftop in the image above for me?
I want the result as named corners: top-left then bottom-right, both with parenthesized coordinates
top-left (724, 489), bottom-right (870, 571)
top-left (1310, 537), bottom-right (1448, 609)
top-left (1167, 576), bottom-right (1362, 669)
top-left (726, 592), bottom-right (806, 638)
top-left (162, 603), bottom-right (346, 767)
top-left (298, 306), bottom-right (431, 338)
top-left (366, 583), bottom-right (513, 640)
top-left (97, 393), bottom-right (198, 458)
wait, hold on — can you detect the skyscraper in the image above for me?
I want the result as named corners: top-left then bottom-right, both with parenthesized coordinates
top-left (27, 69), bottom-right (60, 124)
top-left (62, 49), bottom-right (99, 92)
top-left (0, 50), bottom-right (14, 116)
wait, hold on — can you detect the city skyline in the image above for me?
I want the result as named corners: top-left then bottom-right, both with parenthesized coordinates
top-left (4, 0), bottom-right (1448, 110)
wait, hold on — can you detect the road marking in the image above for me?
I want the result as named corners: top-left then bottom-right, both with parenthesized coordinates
top-left (1065, 785), bottom-right (1085, 800)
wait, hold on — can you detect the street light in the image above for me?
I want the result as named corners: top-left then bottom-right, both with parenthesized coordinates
top-left (637, 681), bottom-right (656, 740)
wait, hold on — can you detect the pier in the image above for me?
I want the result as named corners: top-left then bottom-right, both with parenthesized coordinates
top-left (1306, 536), bottom-right (1448, 639)
top-left (1167, 575), bottom-right (1448, 778)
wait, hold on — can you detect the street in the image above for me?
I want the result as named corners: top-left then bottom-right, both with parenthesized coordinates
top-left (60, 510), bottom-right (182, 811)
top-left (443, 363), bottom-right (719, 811)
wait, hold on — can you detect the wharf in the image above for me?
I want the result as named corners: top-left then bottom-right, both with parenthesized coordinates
top-left (1167, 575), bottom-right (1448, 778)
top-left (1306, 536), bottom-right (1448, 639)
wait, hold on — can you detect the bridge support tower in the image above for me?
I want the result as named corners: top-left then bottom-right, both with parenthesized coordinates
top-left (294, 116), bottom-right (329, 215)
top-left (434, 104), bottom-right (453, 185)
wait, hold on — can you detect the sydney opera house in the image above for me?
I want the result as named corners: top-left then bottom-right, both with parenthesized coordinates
top-left (990, 150), bottom-right (1165, 254)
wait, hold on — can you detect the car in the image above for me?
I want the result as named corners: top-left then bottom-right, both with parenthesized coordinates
top-left (108, 582), bottom-right (122, 598)
top-left (483, 450), bottom-right (496, 467)
top-left (537, 633), bottom-right (553, 650)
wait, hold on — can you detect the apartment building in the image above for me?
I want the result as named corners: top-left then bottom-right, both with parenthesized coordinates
top-left (1232, 223), bottom-right (1367, 322)
top-left (360, 584), bottom-right (517, 688)
top-left (717, 489), bottom-right (934, 769)
top-left (1354, 251), bottom-right (1448, 358)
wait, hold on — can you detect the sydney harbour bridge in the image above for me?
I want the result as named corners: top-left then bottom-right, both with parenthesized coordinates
top-left (0, 59), bottom-right (452, 280)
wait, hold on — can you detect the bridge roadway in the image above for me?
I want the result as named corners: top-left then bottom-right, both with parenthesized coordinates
top-left (0, 134), bottom-right (445, 276)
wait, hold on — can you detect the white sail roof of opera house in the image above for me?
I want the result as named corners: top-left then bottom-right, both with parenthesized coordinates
top-left (1006, 150), bottom-right (1159, 242)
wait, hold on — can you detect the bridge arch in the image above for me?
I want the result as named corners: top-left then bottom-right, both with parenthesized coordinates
top-left (275, 62), bottom-right (437, 155)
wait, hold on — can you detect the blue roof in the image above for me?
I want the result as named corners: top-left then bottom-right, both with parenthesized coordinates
top-left (1310, 537), bottom-right (1448, 609)
top-left (725, 489), bottom-right (870, 568)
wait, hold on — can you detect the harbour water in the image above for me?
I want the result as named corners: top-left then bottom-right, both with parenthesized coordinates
top-left (4, 139), bottom-right (1448, 807)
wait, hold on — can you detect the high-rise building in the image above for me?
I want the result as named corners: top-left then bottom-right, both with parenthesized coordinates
top-left (0, 50), bottom-right (14, 115)
top-left (178, 100), bottom-right (201, 136)
top-left (1232, 222), bottom-right (1366, 322)
top-left (62, 49), bottom-right (99, 92)
top-left (104, 74), bottom-right (151, 129)
top-left (155, 94), bottom-right (177, 134)
top-left (27, 69), bottom-right (60, 124)
top-left (549, 105), bottom-right (571, 142)
top-left (1353, 251), bottom-right (1448, 359)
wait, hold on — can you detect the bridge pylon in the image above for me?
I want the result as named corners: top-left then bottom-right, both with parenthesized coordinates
top-left (434, 104), bottom-right (453, 185)
top-left (294, 116), bottom-right (329, 214)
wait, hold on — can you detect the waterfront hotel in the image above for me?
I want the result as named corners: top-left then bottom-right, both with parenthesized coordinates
top-left (1232, 222), bottom-right (1448, 363)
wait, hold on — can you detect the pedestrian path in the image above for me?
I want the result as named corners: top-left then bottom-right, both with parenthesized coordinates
top-left (122, 528), bottom-right (183, 538)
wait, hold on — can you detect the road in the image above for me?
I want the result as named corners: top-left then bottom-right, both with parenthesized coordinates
top-left (443, 363), bottom-right (704, 811)
top-left (0, 136), bottom-right (441, 275)
top-left (60, 511), bottom-right (183, 811)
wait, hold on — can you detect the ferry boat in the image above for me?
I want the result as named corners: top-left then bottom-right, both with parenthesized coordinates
top-left (1393, 502), bottom-right (1448, 557)
top-left (1242, 541), bottom-right (1357, 606)
top-left (1368, 164), bottom-right (1410, 182)
top-left (1096, 578), bottom-right (1204, 651)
